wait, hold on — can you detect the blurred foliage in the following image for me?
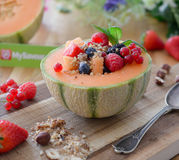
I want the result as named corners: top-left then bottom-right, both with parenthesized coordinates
top-left (55, 0), bottom-right (179, 37)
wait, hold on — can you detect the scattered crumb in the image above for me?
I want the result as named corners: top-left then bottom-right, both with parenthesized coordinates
top-left (40, 150), bottom-right (44, 156)
top-left (31, 117), bottom-right (90, 160)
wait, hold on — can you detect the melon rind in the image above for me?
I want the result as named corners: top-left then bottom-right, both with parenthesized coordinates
top-left (0, 0), bottom-right (44, 43)
top-left (41, 47), bottom-right (152, 118)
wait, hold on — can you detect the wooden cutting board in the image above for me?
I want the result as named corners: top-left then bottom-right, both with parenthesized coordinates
top-left (0, 64), bottom-right (179, 160)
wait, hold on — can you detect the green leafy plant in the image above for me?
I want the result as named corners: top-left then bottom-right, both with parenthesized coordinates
top-left (148, 0), bottom-right (179, 37)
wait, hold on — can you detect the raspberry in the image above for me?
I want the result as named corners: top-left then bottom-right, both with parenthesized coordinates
top-left (4, 102), bottom-right (12, 111)
top-left (135, 56), bottom-right (144, 64)
top-left (105, 53), bottom-right (125, 72)
top-left (132, 52), bottom-right (140, 60)
top-left (11, 99), bottom-right (21, 109)
top-left (9, 88), bottom-right (18, 96)
top-left (6, 79), bottom-right (16, 86)
top-left (120, 47), bottom-right (130, 57)
top-left (124, 55), bottom-right (133, 64)
top-left (54, 63), bottom-right (63, 72)
top-left (16, 92), bottom-right (26, 101)
top-left (19, 82), bottom-right (37, 100)
top-left (6, 93), bottom-right (15, 102)
top-left (91, 32), bottom-right (109, 46)
top-left (0, 83), bottom-right (8, 93)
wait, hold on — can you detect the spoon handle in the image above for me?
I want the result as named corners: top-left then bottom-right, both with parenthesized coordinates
top-left (113, 105), bottom-right (172, 154)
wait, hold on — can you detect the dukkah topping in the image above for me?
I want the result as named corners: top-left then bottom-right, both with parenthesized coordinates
top-left (31, 117), bottom-right (90, 160)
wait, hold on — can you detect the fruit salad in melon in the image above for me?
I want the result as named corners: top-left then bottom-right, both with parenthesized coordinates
top-left (41, 26), bottom-right (152, 118)
top-left (0, 0), bottom-right (44, 43)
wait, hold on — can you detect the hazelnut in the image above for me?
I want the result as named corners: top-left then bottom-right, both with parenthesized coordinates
top-left (155, 77), bottom-right (164, 86)
top-left (162, 64), bottom-right (171, 74)
top-left (176, 75), bottom-right (179, 83)
top-left (36, 132), bottom-right (51, 146)
top-left (156, 70), bottom-right (166, 79)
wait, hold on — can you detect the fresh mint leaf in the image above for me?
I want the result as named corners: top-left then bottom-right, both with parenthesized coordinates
top-left (92, 25), bottom-right (109, 36)
top-left (107, 26), bottom-right (122, 44)
top-left (92, 25), bottom-right (122, 45)
top-left (123, 40), bottom-right (147, 52)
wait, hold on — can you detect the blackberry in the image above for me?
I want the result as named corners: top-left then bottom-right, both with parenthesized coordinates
top-left (85, 47), bottom-right (96, 58)
top-left (107, 43), bottom-right (125, 55)
top-left (103, 65), bottom-right (111, 74)
top-left (79, 62), bottom-right (90, 74)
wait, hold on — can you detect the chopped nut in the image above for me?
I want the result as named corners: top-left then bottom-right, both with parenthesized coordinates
top-left (82, 135), bottom-right (87, 139)
top-left (40, 150), bottom-right (44, 156)
top-left (156, 70), bottom-right (166, 79)
top-left (31, 117), bottom-right (90, 160)
top-left (36, 132), bottom-right (51, 146)
top-left (162, 64), bottom-right (171, 74)
top-left (155, 76), bottom-right (165, 86)
top-left (45, 148), bottom-right (61, 160)
top-left (176, 75), bottom-right (179, 83)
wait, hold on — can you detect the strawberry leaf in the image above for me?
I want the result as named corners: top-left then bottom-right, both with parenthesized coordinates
top-left (0, 137), bottom-right (3, 140)
top-left (123, 40), bottom-right (147, 52)
top-left (140, 32), bottom-right (146, 45)
top-left (0, 144), bottom-right (3, 149)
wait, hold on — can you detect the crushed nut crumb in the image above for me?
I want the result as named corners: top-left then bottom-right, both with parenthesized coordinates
top-left (31, 117), bottom-right (90, 160)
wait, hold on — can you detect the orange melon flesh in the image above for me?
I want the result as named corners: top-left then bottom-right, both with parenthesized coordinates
top-left (0, 0), bottom-right (42, 35)
top-left (44, 48), bottom-right (150, 87)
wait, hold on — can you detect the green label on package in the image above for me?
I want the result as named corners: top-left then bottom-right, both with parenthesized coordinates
top-left (0, 43), bottom-right (57, 68)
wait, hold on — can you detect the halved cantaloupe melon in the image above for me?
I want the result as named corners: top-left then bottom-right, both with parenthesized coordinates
top-left (0, 0), bottom-right (44, 43)
top-left (41, 44), bottom-right (152, 118)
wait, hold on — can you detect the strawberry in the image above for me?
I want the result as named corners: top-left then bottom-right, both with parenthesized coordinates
top-left (0, 120), bottom-right (28, 153)
top-left (141, 30), bottom-right (164, 51)
top-left (165, 36), bottom-right (179, 60)
top-left (63, 42), bottom-right (84, 57)
top-left (19, 82), bottom-right (37, 100)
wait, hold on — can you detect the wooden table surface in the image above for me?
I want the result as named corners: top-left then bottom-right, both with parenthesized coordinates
top-left (0, 0), bottom-right (179, 159)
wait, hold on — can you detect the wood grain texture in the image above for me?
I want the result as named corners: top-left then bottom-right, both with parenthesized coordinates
top-left (0, 0), bottom-right (179, 159)
top-left (0, 64), bottom-right (178, 160)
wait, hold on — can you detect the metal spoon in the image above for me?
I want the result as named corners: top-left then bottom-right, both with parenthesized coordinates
top-left (113, 82), bottom-right (179, 154)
